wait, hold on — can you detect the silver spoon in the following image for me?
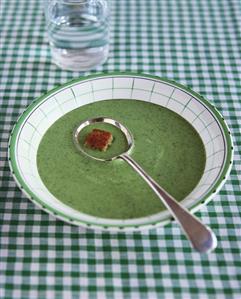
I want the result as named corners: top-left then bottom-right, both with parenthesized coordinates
top-left (73, 117), bottom-right (217, 253)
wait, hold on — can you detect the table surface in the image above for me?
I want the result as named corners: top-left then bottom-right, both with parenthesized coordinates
top-left (1, 0), bottom-right (241, 298)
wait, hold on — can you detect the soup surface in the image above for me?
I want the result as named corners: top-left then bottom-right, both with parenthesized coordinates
top-left (37, 99), bottom-right (206, 219)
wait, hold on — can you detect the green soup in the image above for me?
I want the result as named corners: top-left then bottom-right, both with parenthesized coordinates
top-left (37, 100), bottom-right (206, 219)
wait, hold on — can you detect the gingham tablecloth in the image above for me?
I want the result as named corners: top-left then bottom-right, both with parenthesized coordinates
top-left (1, 0), bottom-right (241, 298)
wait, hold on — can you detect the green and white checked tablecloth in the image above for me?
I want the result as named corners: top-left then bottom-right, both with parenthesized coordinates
top-left (1, 0), bottom-right (241, 298)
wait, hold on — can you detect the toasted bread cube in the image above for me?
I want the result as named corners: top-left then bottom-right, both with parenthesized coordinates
top-left (84, 129), bottom-right (113, 151)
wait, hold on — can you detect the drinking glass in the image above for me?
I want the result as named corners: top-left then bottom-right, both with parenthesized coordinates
top-left (45, 0), bottom-right (109, 71)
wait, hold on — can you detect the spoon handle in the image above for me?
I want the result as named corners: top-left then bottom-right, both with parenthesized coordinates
top-left (120, 154), bottom-right (217, 253)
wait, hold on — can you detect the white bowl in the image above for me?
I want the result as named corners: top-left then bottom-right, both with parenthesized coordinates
top-left (8, 73), bottom-right (233, 231)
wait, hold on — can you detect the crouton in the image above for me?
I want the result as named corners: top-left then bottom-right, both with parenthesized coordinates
top-left (84, 129), bottom-right (113, 151)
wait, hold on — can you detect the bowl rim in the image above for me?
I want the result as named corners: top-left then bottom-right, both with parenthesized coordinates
top-left (8, 72), bottom-right (234, 230)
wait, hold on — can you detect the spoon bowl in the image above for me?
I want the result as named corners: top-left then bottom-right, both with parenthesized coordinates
top-left (73, 117), bottom-right (133, 161)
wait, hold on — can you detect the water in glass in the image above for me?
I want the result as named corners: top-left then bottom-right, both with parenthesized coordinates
top-left (45, 0), bottom-right (109, 71)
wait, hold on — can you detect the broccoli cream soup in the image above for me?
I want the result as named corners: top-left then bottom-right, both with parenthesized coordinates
top-left (37, 99), bottom-right (205, 219)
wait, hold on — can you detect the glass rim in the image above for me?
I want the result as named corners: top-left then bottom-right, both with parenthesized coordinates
top-left (58, 0), bottom-right (90, 4)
